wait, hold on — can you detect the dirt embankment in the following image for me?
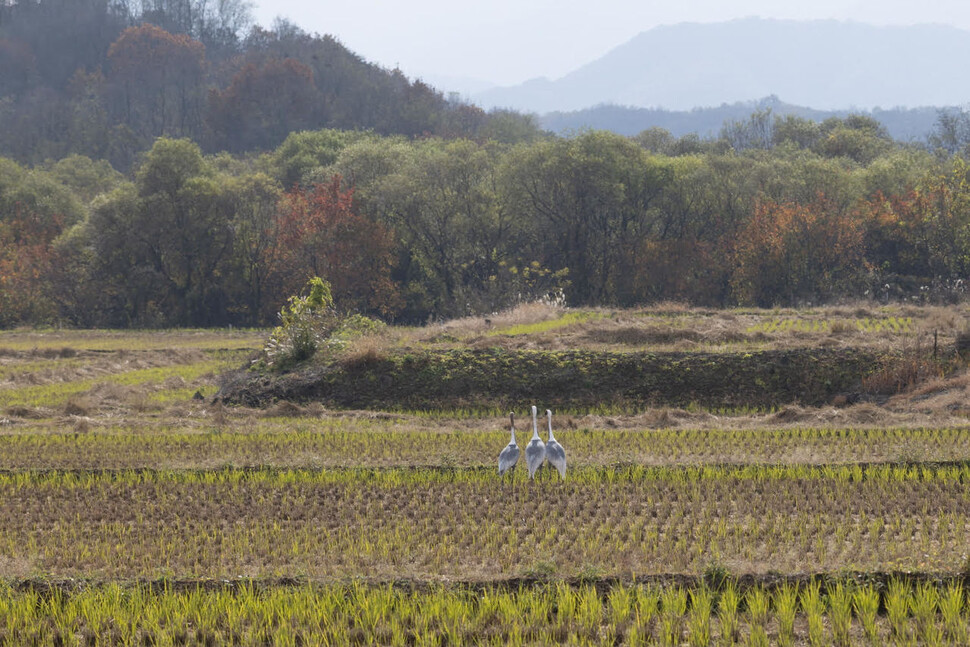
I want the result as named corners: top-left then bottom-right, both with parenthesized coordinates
top-left (216, 348), bottom-right (884, 410)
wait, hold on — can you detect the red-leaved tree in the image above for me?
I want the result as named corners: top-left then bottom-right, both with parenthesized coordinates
top-left (106, 24), bottom-right (206, 140)
top-left (271, 176), bottom-right (402, 318)
top-left (207, 58), bottom-right (318, 152)
top-left (0, 205), bottom-right (61, 325)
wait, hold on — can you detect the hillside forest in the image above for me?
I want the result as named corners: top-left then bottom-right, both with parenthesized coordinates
top-left (5, 1), bottom-right (970, 327)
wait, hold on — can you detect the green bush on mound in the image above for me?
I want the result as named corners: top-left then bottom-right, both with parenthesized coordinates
top-left (257, 278), bottom-right (385, 372)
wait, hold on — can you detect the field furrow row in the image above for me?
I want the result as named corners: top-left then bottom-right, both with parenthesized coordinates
top-left (3, 425), bottom-right (970, 469)
top-left (0, 466), bottom-right (968, 579)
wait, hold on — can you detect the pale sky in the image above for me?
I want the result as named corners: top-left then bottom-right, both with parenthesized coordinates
top-left (251, 0), bottom-right (970, 91)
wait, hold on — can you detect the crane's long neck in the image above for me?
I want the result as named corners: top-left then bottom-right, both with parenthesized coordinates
top-left (547, 410), bottom-right (555, 442)
top-left (509, 413), bottom-right (517, 445)
top-left (531, 406), bottom-right (540, 440)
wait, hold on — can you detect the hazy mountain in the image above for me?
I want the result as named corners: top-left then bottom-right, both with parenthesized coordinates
top-left (474, 18), bottom-right (970, 113)
top-left (540, 96), bottom-right (944, 142)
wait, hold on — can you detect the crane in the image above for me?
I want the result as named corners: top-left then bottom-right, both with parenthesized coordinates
top-left (498, 411), bottom-right (520, 476)
top-left (544, 409), bottom-right (566, 479)
top-left (525, 405), bottom-right (546, 480)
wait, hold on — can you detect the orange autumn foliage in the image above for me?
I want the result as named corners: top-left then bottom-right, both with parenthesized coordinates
top-left (272, 176), bottom-right (402, 317)
top-left (731, 194), bottom-right (866, 306)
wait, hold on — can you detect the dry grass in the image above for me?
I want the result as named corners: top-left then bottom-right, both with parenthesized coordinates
top-left (579, 316), bottom-right (754, 349)
top-left (0, 348), bottom-right (205, 388)
top-left (886, 369), bottom-right (970, 417)
top-left (337, 339), bottom-right (392, 371)
top-left (0, 347), bottom-right (244, 413)
top-left (260, 400), bottom-right (326, 418)
top-left (62, 396), bottom-right (95, 417)
top-left (862, 355), bottom-right (943, 395)
top-left (334, 302), bottom-right (970, 357)
top-left (416, 301), bottom-right (565, 343)
top-left (917, 305), bottom-right (965, 332)
top-left (3, 405), bottom-right (46, 419)
top-left (463, 300), bottom-right (564, 332)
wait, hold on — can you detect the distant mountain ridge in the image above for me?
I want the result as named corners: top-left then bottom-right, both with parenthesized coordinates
top-left (539, 96), bottom-right (945, 142)
top-left (473, 18), bottom-right (970, 113)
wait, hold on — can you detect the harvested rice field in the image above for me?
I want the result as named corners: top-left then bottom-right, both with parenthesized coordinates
top-left (3, 308), bottom-right (970, 645)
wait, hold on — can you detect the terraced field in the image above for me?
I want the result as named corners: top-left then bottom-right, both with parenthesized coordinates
top-left (3, 309), bottom-right (970, 645)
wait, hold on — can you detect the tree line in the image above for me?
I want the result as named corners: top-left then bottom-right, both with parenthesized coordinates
top-left (3, 113), bottom-right (970, 328)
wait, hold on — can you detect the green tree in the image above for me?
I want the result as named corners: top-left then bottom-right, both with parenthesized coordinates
top-left (271, 129), bottom-right (365, 188)
top-left (89, 137), bottom-right (233, 325)
top-left (503, 131), bottom-right (671, 306)
top-left (366, 138), bottom-right (516, 317)
top-left (328, 135), bottom-right (411, 190)
top-left (43, 154), bottom-right (124, 205)
top-left (222, 172), bottom-right (283, 324)
top-left (864, 148), bottom-right (934, 198)
top-left (634, 127), bottom-right (676, 155)
top-left (816, 114), bottom-right (893, 164)
top-left (263, 276), bottom-right (337, 369)
top-left (47, 219), bottom-right (106, 327)
top-left (478, 109), bottom-right (544, 144)
top-left (0, 157), bottom-right (85, 230)
top-left (772, 114), bottom-right (821, 149)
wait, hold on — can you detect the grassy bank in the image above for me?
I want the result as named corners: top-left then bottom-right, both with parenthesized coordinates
top-left (218, 347), bottom-right (887, 410)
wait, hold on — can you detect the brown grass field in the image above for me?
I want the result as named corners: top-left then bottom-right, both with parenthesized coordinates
top-left (3, 306), bottom-right (970, 644)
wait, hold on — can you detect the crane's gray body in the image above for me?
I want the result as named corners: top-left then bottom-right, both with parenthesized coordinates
top-left (498, 412), bottom-right (520, 476)
top-left (525, 439), bottom-right (545, 479)
top-left (525, 406), bottom-right (546, 479)
top-left (498, 443), bottom-right (520, 475)
top-left (544, 440), bottom-right (566, 478)
top-left (545, 409), bottom-right (567, 479)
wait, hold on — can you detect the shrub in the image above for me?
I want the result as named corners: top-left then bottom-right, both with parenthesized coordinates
top-left (262, 277), bottom-right (339, 370)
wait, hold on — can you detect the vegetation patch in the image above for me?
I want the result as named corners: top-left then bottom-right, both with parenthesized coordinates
top-left (219, 347), bottom-right (886, 410)
top-left (487, 310), bottom-right (605, 337)
top-left (0, 330), bottom-right (264, 352)
top-left (583, 325), bottom-right (705, 346)
top-left (0, 356), bottom-right (232, 410)
top-left (746, 315), bottom-right (915, 335)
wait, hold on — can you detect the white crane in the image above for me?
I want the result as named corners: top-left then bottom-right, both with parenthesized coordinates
top-left (498, 412), bottom-right (520, 476)
top-left (525, 405), bottom-right (546, 480)
top-left (544, 409), bottom-right (566, 479)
